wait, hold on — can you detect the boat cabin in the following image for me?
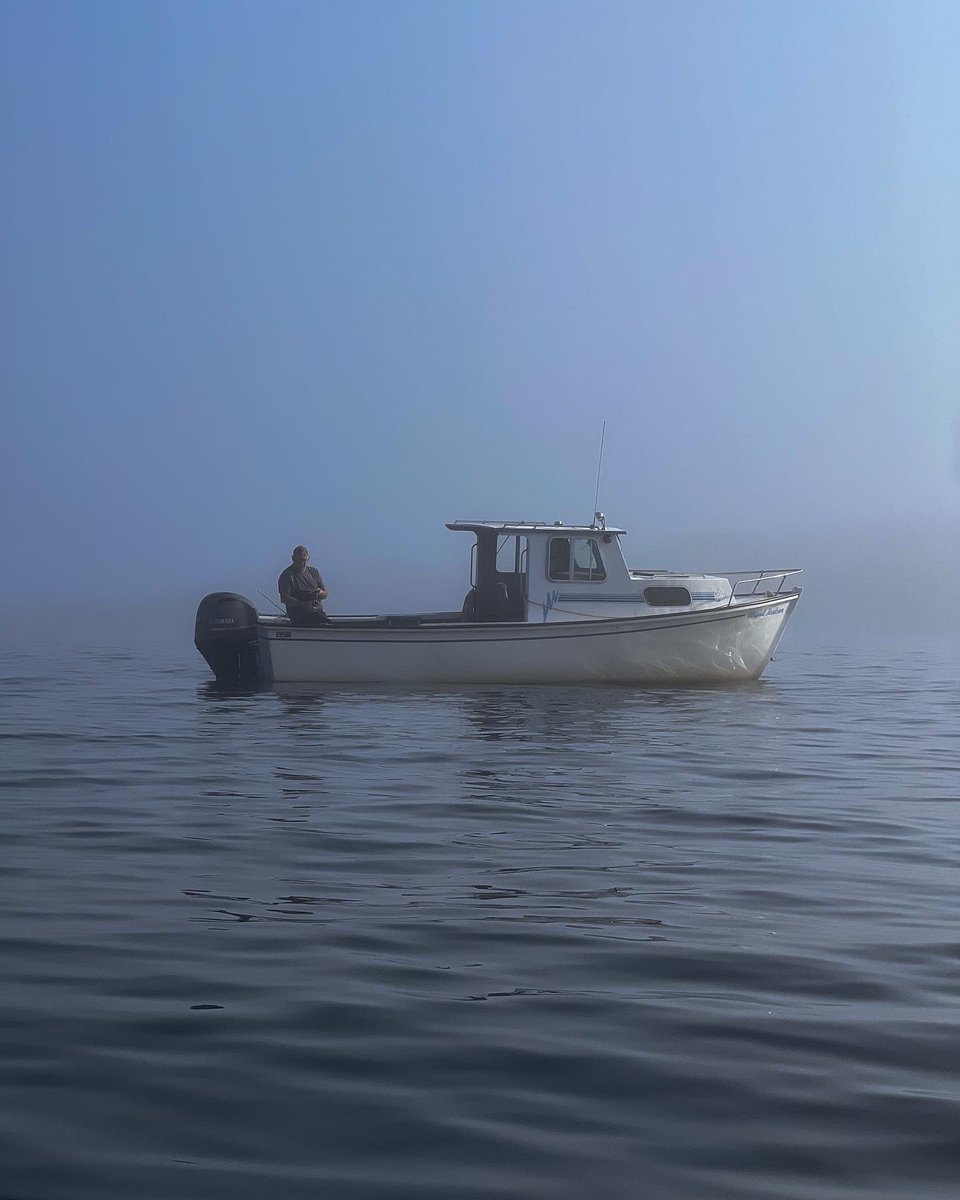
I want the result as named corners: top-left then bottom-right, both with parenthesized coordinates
top-left (447, 518), bottom-right (734, 623)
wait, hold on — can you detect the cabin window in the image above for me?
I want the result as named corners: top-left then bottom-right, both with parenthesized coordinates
top-left (643, 586), bottom-right (691, 606)
top-left (548, 538), bottom-right (570, 579)
top-left (573, 539), bottom-right (605, 581)
top-left (548, 537), bottom-right (606, 582)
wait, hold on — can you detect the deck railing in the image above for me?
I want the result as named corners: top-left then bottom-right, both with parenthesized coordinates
top-left (722, 569), bottom-right (803, 607)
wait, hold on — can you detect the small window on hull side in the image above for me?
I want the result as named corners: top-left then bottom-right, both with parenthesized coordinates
top-left (644, 586), bottom-right (691, 606)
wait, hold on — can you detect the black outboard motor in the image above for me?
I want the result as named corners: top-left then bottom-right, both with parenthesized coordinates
top-left (194, 593), bottom-right (261, 685)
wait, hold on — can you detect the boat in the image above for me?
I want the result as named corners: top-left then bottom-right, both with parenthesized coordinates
top-left (194, 515), bottom-right (801, 686)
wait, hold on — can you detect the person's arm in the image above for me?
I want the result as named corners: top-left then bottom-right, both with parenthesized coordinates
top-left (281, 590), bottom-right (312, 610)
top-left (278, 571), bottom-right (309, 610)
top-left (315, 572), bottom-right (328, 602)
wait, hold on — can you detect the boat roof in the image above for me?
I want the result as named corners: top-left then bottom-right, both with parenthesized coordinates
top-left (446, 520), bottom-right (626, 536)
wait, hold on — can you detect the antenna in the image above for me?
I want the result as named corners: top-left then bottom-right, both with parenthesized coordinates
top-left (591, 420), bottom-right (606, 526)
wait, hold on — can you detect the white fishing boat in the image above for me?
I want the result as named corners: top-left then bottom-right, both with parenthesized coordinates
top-left (194, 515), bottom-right (801, 686)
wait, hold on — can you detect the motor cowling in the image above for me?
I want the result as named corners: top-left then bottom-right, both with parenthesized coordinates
top-left (194, 592), bottom-right (261, 684)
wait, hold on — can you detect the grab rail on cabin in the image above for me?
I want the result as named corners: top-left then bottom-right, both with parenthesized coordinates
top-left (723, 569), bottom-right (803, 607)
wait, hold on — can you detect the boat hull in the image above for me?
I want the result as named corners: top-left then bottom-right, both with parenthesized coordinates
top-left (255, 591), bottom-right (800, 686)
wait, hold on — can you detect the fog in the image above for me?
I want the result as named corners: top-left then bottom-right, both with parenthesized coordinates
top-left (2, 1), bottom-right (957, 638)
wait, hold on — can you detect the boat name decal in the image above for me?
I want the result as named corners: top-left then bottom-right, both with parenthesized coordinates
top-left (748, 605), bottom-right (785, 618)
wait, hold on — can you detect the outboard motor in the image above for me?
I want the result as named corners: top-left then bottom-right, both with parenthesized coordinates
top-left (194, 593), bottom-right (261, 685)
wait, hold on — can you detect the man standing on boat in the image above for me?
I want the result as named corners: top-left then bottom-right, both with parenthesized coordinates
top-left (278, 546), bottom-right (329, 624)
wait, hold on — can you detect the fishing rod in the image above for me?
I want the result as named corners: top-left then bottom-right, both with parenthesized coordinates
top-left (257, 589), bottom-right (284, 613)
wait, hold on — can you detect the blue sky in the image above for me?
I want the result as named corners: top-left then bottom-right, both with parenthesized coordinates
top-left (2, 1), bottom-right (958, 624)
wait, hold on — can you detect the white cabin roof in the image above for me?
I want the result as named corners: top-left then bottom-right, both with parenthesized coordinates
top-left (446, 520), bottom-right (626, 536)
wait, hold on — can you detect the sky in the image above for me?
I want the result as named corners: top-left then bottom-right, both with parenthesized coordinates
top-left (2, 0), bottom-right (958, 628)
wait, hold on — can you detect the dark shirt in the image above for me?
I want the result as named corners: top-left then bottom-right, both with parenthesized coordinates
top-left (278, 565), bottom-right (326, 616)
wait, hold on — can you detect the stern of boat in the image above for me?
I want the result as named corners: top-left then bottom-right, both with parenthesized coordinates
top-left (194, 593), bottom-right (263, 685)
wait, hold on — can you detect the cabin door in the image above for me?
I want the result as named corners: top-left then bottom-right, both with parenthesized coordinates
top-left (472, 531), bottom-right (528, 621)
top-left (496, 534), bottom-right (528, 620)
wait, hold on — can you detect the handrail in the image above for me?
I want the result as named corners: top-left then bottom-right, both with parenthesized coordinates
top-left (724, 568), bottom-right (802, 607)
top-left (709, 568), bottom-right (803, 578)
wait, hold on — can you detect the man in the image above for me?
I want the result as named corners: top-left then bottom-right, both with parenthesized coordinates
top-left (278, 545), bottom-right (329, 624)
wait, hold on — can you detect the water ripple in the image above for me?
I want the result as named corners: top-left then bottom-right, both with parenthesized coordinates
top-left (2, 629), bottom-right (960, 1198)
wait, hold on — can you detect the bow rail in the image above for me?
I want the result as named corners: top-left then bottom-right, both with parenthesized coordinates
top-left (720, 569), bottom-right (802, 607)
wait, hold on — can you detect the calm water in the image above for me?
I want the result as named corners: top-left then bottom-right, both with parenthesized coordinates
top-left (3, 618), bottom-right (960, 1199)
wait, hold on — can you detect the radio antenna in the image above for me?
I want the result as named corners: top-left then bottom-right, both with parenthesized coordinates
top-left (591, 419), bottom-right (606, 526)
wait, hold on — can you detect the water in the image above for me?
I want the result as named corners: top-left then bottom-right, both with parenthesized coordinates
top-left (3, 617), bottom-right (959, 1199)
